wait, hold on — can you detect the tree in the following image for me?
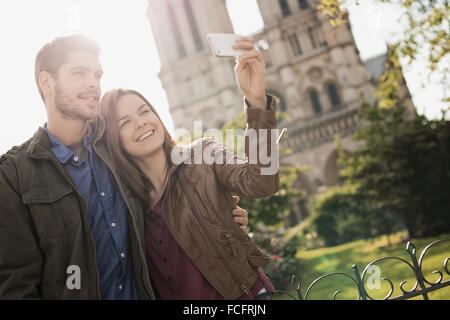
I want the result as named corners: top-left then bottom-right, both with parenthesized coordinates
top-left (318, 0), bottom-right (449, 104)
top-left (337, 48), bottom-right (450, 238)
top-left (309, 184), bottom-right (404, 246)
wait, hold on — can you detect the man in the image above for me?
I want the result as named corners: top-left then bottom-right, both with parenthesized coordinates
top-left (0, 34), bottom-right (250, 299)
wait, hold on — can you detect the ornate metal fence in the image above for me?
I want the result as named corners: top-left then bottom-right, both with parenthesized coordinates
top-left (274, 239), bottom-right (450, 300)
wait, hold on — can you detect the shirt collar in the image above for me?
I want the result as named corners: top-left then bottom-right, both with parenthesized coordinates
top-left (44, 123), bottom-right (93, 165)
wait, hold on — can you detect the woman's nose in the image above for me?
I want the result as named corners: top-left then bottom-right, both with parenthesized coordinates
top-left (135, 117), bottom-right (147, 130)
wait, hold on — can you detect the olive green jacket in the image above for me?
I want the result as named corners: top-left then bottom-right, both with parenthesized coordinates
top-left (0, 117), bottom-right (155, 299)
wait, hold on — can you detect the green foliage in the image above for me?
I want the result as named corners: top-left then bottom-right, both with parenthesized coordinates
top-left (339, 103), bottom-right (450, 238)
top-left (292, 231), bottom-right (450, 300)
top-left (317, 0), bottom-right (349, 26)
top-left (318, 0), bottom-right (449, 104)
top-left (305, 42), bottom-right (449, 245)
top-left (309, 184), bottom-right (404, 246)
top-left (318, 0), bottom-right (449, 70)
top-left (337, 48), bottom-right (450, 238)
top-left (238, 166), bottom-right (304, 226)
top-left (251, 226), bottom-right (305, 291)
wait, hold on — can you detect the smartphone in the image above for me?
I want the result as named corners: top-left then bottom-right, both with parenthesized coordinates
top-left (206, 33), bottom-right (246, 57)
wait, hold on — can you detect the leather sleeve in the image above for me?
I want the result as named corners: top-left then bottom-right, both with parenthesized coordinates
top-left (0, 158), bottom-right (43, 299)
top-left (205, 95), bottom-right (281, 198)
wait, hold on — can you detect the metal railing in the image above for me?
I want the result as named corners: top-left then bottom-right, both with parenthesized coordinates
top-left (274, 239), bottom-right (450, 300)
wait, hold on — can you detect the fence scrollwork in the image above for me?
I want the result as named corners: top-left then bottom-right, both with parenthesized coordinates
top-left (273, 238), bottom-right (450, 300)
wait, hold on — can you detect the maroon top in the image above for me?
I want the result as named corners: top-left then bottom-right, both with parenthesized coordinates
top-left (144, 190), bottom-right (274, 300)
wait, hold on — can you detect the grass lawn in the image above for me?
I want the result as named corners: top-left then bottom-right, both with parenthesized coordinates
top-left (276, 231), bottom-right (450, 300)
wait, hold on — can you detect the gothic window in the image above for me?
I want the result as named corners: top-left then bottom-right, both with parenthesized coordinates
top-left (184, 0), bottom-right (203, 52)
top-left (308, 26), bottom-right (316, 49)
top-left (309, 89), bottom-right (322, 114)
top-left (298, 0), bottom-right (309, 9)
top-left (168, 4), bottom-right (186, 58)
top-left (279, 0), bottom-right (291, 16)
top-left (327, 83), bottom-right (341, 107)
top-left (288, 33), bottom-right (302, 56)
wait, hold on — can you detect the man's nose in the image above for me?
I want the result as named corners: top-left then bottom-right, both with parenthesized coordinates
top-left (86, 74), bottom-right (100, 89)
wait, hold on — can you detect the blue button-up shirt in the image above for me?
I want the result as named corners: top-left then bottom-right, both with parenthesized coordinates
top-left (44, 124), bottom-right (139, 300)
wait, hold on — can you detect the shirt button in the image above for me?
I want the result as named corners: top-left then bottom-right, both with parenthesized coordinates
top-left (118, 284), bottom-right (123, 290)
top-left (101, 192), bottom-right (106, 197)
top-left (111, 222), bottom-right (116, 227)
top-left (120, 252), bottom-right (125, 258)
top-left (73, 156), bottom-right (79, 162)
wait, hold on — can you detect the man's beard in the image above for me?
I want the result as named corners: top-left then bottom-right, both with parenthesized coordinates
top-left (54, 83), bottom-right (97, 121)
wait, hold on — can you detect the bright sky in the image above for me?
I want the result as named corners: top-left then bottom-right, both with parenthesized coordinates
top-left (0, 0), bottom-right (447, 154)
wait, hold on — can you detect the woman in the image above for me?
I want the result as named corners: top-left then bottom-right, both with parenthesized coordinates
top-left (100, 37), bottom-right (280, 299)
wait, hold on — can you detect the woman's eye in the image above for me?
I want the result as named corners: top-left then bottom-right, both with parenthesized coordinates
top-left (120, 121), bottom-right (129, 128)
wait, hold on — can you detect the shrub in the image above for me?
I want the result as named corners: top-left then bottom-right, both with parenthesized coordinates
top-left (251, 225), bottom-right (305, 291)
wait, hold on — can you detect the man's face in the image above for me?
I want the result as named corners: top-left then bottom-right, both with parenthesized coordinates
top-left (51, 51), bottom-right (103, 121)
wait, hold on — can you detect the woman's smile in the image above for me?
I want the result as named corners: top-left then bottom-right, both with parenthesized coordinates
top-left (137, 129), bottom-right (155, 142)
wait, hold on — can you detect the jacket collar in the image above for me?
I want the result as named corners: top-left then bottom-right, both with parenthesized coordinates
top-left (25, 127), bottom-right (54, 159)
top-left (25, 116), bottom-right (107, 160)
top-left (91, 116), bottom-right (106, 146)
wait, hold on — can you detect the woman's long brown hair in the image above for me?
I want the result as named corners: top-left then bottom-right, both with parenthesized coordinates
top-left (100, 88), bottom-right (177, 208)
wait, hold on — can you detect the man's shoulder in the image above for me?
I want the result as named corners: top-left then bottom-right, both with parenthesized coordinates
top-left (0, 139), bottom-right (32, 163)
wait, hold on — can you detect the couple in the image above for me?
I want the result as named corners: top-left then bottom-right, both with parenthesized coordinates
top-left (0, 34), bottom-right (280, 300)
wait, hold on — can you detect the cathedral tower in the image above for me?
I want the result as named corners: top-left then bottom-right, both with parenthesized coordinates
top-left (146, 0), bottom-right (244, 131)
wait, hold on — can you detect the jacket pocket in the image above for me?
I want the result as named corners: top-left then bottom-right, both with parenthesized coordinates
top-left (247, 255), bottom-right (269, 268)
top-left (22, 182), bottom-right (81, 239)
top-left (218, 231), bottom-right (251, 257)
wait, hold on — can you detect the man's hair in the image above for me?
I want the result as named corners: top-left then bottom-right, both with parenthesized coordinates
top-left (35, 34), bottom-right (101, 102)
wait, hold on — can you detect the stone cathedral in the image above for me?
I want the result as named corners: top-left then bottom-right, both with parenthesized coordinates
top-left (146, 0), bottom-right (412, 222)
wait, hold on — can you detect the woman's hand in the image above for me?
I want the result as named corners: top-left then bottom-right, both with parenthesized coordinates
top-left (233, 37), bottom-right (267, 109)
top-left (231, 195), bottom-right (249, 232)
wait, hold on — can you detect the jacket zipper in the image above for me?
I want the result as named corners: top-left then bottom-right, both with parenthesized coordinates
top-left (180, 175), bottom-right (252, 298)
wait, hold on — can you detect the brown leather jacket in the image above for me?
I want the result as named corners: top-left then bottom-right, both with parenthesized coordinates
top-left (157, 96), bottom-right (280, 299)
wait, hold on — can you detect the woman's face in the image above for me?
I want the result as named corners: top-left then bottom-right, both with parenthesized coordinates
top-left (116, 94), bottom-right (165, 159)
